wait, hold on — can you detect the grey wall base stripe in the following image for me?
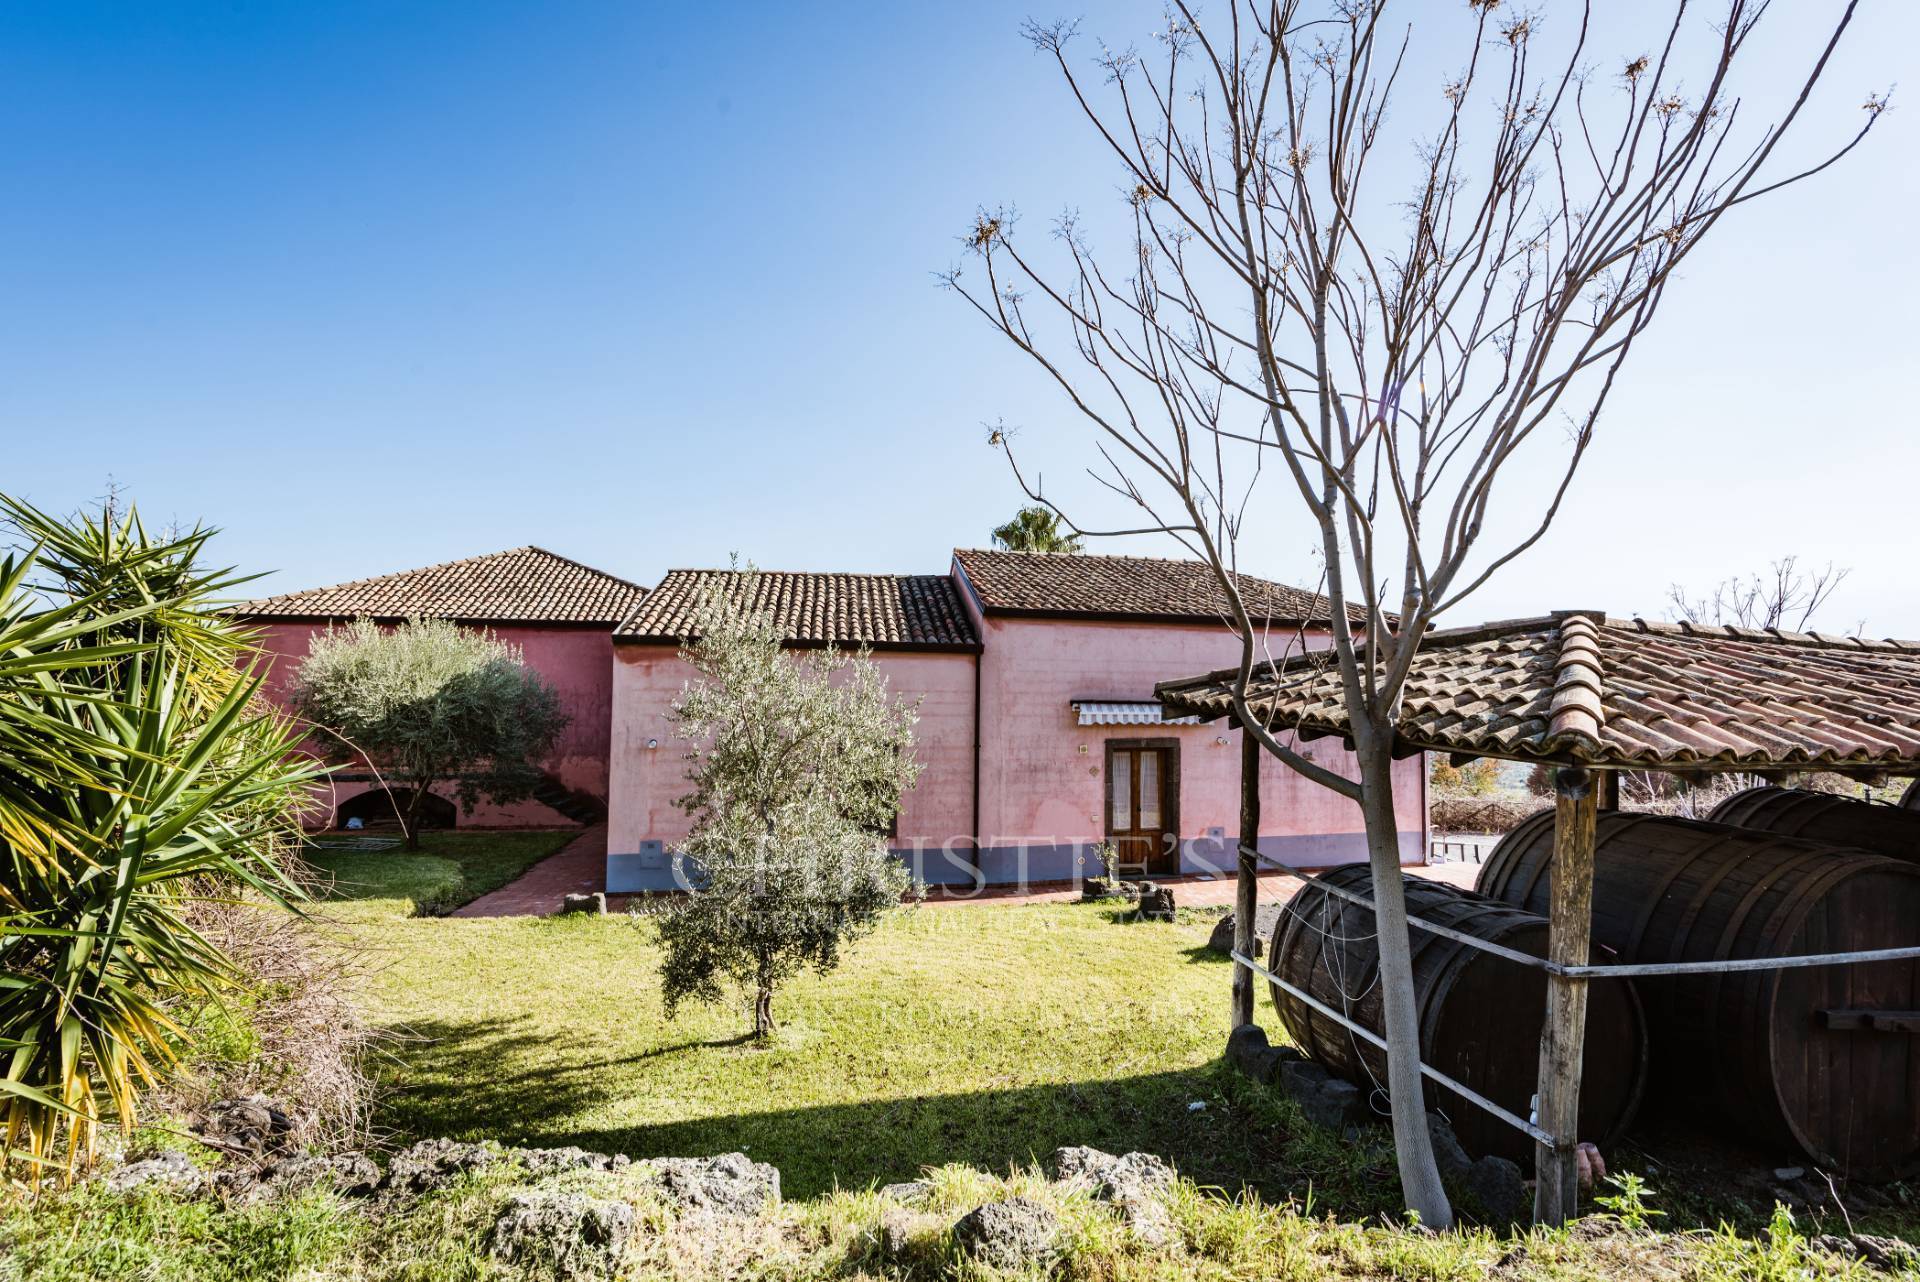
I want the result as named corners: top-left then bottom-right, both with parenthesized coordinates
top-left (605, 829), bottom-right (1414, 894)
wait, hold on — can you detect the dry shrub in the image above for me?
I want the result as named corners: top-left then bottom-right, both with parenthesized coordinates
top-left (157, 879), bottom-right (377, 1154)
top-left (1429, 796), bottom-right (1541, 835)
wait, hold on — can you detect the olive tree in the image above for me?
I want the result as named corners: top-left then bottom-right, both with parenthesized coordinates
top-left (947, 1), bottom-right (1882, 1225)
top-left (291, 617), bottom-right (568, 848)
top-left (655, 583), bottom-right (919, 1039)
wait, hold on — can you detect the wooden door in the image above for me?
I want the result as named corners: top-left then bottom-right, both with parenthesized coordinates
top-left (1107, 740), bottom-right (1179, 876)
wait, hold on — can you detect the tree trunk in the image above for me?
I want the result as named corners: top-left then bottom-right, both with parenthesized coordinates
top-left (1356, 747), bottom-right (1454, 1229)
top-left (1231, 725), bottom-right (1260, 1030)
top-left (753, 984), bottom-right (775, 1039)
top-left (402, 783), bottom-right (428, 851)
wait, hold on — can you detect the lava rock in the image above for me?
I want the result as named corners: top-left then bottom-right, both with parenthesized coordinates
top-left (250, 1151), bottom-right (382, 1199)
top-left (1050, 1145), bottom-right (1177, 1245)
top-left (194, 1095), bottom-right (295, 1158)
top-left (879, 1180), bottom-right (933, 1204)
top-left (382, 1137), bottom-right (503, 1195)
top-left (521, 1145), bottom-right (631, 1176)
top-left (878, 1207), bottom-right (920, 1261)
top-left (1849, 1234), bottom-right (1920, 1272)
top-left (1206, 905), bottom-right (1284, 955)
top-left (106, 1150), bottom-right (205, 1196)
top-left (649, 1153), bottom-right (781, 1218)
top-left (488, 1190), bottom-right (634, 1279)
top-left (1136, 884), bottom-right (1177, 922)
top-left (1279, 1059), bottom-right (1364, 1132)
top-left (951, 1197), bottom-right (1061, 1270)
top-left (1464, 1155), bottom-right (1528, 1225)
top-left (1050, 1145), bottom-right (1175, 1200)
top-left (1427, 1113), bottom-right (1473, 1182)
top-left (560, 892), bottom-right (607, 916)
top-left (1226, 1023), bottom-right (1302, 1084)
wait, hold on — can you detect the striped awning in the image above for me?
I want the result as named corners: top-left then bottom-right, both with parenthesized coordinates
top-left (1072, 700), bottom-right (1201, 727)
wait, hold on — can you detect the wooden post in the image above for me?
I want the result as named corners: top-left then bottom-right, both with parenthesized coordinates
top-left (1534, 766), bottom-right (1597, 1225)
top-left (1596, 768), bottom-right (1620, 812)
top-left (1231, 723), bottom-right (1261, 1030)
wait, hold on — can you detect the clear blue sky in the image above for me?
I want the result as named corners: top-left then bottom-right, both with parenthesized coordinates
top-left (6, 2), bottom-right (1915, 630)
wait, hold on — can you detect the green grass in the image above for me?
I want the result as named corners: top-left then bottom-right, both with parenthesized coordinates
top-left (5, 1149), bottom-right (1894, 1281)
top-left (0, 1184), bottom-right (360, 1282)
top-left (322, 847), bottom-right (1920, 1242)
top-left (338, 868), bottom-right (1332, 1205)
top-left (7, 832), bottom-right (1911, 1278)
top-left (305, 829), bottom-right (577, 918)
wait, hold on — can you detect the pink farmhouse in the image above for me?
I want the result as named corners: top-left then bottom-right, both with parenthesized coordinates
top-left (239, 547), bottom-right (648, 829)
top-left (240, 546), bottom-right (1427, 891)
top-left (604, 549), bottom-right (1426, 892)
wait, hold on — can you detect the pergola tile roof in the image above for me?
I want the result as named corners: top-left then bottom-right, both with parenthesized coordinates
top-left (953, 548), bottom-right (1363, 625)
top-left (236, 547), bottom-right (647, 625)
top-left (617, 570), bottom-right (981, 651)
top-left (1156, 612), bottom-right (1920, 773)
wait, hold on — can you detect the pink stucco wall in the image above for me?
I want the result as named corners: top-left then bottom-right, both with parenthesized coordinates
top-left (606, 644), bottom-right (979, 890)
top-left (964, 601), bottom-right (1427, 883)
top-left (248, 619), bottom-right (617, 830)
top-left (603, 587), bottom-right (1428, 892)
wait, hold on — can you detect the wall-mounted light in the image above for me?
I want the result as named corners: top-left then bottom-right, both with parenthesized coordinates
top-left (646, 738), bottom-right (659, 750)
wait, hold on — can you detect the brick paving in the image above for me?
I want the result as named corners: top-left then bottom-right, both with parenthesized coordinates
top-left (450, 824), bottom-right (607, 918)
top-left (915, 858), bottom-right (1483, 908)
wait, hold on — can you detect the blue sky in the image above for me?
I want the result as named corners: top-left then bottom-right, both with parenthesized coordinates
top-left (5, 2), bottom-right (1915, 630)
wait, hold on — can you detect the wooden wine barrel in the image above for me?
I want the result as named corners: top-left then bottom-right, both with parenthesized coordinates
top-left (1710, 787), bottom-right (1920, 864)
top-left (1902, 778), bottom-right (1920, 812)
top-left (1478, 811), bottom-right (1920, 1178)
top-left (1269, 865), bottom-right (1647, 1164)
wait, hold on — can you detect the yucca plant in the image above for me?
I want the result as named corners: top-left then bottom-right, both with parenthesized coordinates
top-left (0, 496), bottom-right (319, 1184)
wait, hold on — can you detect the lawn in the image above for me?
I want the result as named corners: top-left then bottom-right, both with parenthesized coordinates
top-left (305, 829), bottom-right (577, 919)
top-left (307, 836), bottom-right (1920, 1245)
top-left (307, 845), bottom-right (1380, 1206)
top-left (6, 836), bottom-right (1903, 1280)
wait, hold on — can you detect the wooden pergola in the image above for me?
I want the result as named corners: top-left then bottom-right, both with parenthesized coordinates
top-left (1157, 610), bottom-right (1920, 1224)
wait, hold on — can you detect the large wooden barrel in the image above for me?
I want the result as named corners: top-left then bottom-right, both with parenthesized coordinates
top-left (1902, 778), bottom-right (1920, 812)
top-left (1269, 865), bottom-right (1647, 1163)
top-left (1710, 787), bottom-right (1920, 864)
top-left (1478, 811), bottom-right (1920, 1177)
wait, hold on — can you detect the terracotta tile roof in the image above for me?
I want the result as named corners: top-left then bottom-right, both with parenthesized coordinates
top-left (236, 547), bottom-right (647, 625)
top-left (616, 570), bottom-right (981, 651)
top-left (1156, 612), bottom-right (1920, 772)
top-left (952, 548), bottom-right (1362, 625)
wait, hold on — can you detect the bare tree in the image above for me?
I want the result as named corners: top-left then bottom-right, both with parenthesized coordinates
top-left (1668, 554), bottom-right (1852, 632)
top-left (946, 1), bottom-right (1882, 1225)
top-left (1647, 556), bottom-right (1859, 809)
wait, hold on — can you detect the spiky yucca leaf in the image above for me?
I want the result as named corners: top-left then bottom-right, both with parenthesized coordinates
top-left (0, 500), bottom-right (319, 1183)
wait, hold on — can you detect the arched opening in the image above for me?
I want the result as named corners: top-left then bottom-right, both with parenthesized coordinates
top-left (336, 787), bottom-right (457, 832)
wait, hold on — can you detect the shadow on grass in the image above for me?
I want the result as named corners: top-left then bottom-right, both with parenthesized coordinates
top-left (367, 1012), bottom-right (1920, 1243)
top-left (370, 1013), bottom-right (1395, 1207)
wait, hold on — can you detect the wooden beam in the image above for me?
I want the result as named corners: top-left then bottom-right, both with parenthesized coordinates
top-left (1231, 725), bottom-right (1261, 1030)
top-left (1818, 1009), bottom-right (1920, 1033)
top-left (1596, 768), bottom-right (1620, 812)
top-left (1534, 766), bottom-right (1597, 1226)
